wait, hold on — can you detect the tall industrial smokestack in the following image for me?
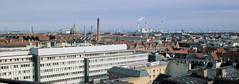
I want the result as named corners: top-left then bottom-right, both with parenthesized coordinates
top-left (96, 17), bottom-right (100, 42)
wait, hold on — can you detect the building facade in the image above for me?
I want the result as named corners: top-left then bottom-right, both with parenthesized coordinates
top-left (0, 51), bottom-right (33, 81)
top-left (0, 44), bottom-right (148, 84)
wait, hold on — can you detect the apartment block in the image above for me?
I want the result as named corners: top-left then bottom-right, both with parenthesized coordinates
top-left (0, 44), bottom-right (148, 84)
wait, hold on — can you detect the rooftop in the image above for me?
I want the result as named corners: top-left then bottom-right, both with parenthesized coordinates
top-left (119, 61), bottom-right (168, 70)
top-left (109, 66), bottom-right (149, 77)
top-left (31, 44), bottom-right (128, 55)
top-left (0, 51), bottom-right (29, 57)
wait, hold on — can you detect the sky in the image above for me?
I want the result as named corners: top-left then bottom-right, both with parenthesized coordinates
top-left (0, 0), bottom-right (239, 32)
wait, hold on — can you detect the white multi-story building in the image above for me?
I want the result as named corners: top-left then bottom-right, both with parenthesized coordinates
top-left (86, 50), bottom-right (148, 82)
top-left (0, 44), bottom-right (148, 84)
top-left (0, 51), bottom-right (34, 81)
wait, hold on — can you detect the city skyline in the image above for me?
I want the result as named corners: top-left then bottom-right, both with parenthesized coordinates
top-left (0, 0), bottom-right (239, 32)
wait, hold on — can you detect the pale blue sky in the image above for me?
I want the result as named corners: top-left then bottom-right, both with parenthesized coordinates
top-left (0, 0), bottom-right (239, 32)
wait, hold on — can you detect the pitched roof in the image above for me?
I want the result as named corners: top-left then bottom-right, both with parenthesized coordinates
top-left (195, 53), bottom-right (204, 59)
top-left (170, 50), bottom-right (190, 54)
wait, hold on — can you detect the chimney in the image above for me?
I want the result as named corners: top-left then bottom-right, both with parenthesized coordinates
top-left (96, 17), bottom-right (100, 42)
top-left (203, 69), bottom-right (208, 78)
top-left (188, 63), bottom-right (192, 70)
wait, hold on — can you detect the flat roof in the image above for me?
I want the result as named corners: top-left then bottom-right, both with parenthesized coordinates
top-left (119, 61), bottom-right (168, 70)
top-left (33, 44), bottom-right (128, 55)
top-left (109, 66), bottom-right (149, 77)
top-left (0, 51), bottom-right (29, 57)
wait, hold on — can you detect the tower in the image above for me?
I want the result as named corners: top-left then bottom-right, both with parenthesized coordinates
top-left (83, 24), bottom-right (86, 36)
top-left (96, 18), bottom-right (100, 42)
top-left (70, 24), bottom-right (80, 34)
top-left (90, 25), bottom-right (93, 33)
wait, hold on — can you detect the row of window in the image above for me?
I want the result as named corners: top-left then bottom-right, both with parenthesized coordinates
top-left (90, 74), bottom-right (107, 79)
top-left (0, 57), bottom-right (32, 63)
top-left (150, 68), bottom-right (165, 73)
top-left (41, 54), bottom-right (82, 61)
top-left (89, 55), bottom-right (146, 63)
top-left (90, 60), bottom-right (147, 69)
top-left (39, 60), bottom-right (83, 67)
top-left (85, 51), bottom-right (132, 57)
top-left (50, 77), bottom-right (84, 83)
top-left (0, 51), bottom-right (133, 64)
top-left (89, 69), bottom-right (107, 73)
top-left (0, 64), bottom-right (32, 70)
top-left (5, 75), bottom-right (32, 80)
top-left (40, 66), bottom-right (84, 73)
top-left (0, 70), bottom-right (32, 76)
top-left (41, 71), bottom-right (84, 79)
top-left (90, 58), bottom-right (147, 67)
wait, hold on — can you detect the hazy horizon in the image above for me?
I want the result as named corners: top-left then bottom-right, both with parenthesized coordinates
top-left (0, 0), bottom-right (239, 32)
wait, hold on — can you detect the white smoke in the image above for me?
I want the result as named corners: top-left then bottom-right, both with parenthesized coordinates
top-left (137, 16), bottom-right (145, 22)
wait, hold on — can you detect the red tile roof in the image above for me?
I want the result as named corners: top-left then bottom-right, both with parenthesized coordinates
top-left (195, 53), bottom-right (204, 58)
top-left (171, 50), bottom-right (190, 54)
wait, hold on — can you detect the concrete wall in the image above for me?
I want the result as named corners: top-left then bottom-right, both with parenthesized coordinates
top-left (165, 61), bottom-right (189, 76)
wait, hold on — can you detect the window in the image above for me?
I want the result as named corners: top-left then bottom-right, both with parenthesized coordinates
top-left (1, 66), bottom-right (9, 69)
top-left (23, 76), bottom-right (28, 79)
top-left (14, 65), bottom-right (18, 68)
top-left (14, 77), bottom-right (19, 80)
top-left (3, 72), bottom-right (6, 76)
